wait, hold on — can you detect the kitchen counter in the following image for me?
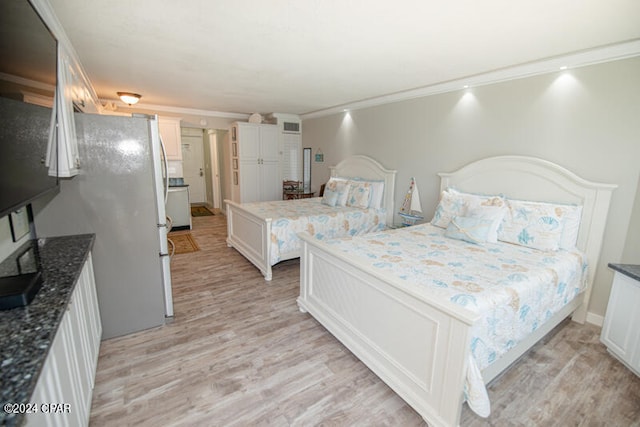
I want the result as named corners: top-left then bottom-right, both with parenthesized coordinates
top-left (608, 263), bottom-right (640, 282)
top-left (0, 234), bottom-right (95, 427)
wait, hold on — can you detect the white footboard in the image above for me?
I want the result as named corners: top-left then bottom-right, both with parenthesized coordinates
top-left (225, 200), bottom-right (273, 281)
top-left (298, 235), bottom-right (479, 427)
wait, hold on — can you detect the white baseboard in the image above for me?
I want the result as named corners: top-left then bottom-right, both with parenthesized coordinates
top-left (585, 311), bottom-right (604, 327)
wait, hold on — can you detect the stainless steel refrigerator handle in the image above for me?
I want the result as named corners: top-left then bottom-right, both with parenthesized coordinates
top-left (159, 134), bottom-right (169, 204)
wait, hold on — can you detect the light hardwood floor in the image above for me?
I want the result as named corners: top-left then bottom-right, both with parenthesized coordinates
top-left (89, 213), bottom-right (640, 426)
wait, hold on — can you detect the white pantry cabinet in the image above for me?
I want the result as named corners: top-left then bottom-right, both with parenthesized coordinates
top-left (158, 117), bottom-right (183, 161)
top-left (25, 254), bottom-right (102, 427)
top-left (230, 122), bottom-right (280, 203)
top-left (601, 267), bottom-right (640, 377)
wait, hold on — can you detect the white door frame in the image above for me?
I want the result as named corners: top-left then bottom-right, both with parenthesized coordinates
top-left (181, 129), bottom-right (206, 204)
top-left (207, 130), bottom-right (222, 210)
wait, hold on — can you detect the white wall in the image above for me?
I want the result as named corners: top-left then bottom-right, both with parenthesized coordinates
top-left (302, 56), bottom-right (640, 319)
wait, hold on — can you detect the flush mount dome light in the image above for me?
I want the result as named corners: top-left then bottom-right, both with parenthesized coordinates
top-left (117, 92), bottom-right (141, 105)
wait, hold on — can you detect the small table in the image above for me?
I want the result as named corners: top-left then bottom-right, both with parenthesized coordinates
top-left (283, 191), bottom-right (315, 200)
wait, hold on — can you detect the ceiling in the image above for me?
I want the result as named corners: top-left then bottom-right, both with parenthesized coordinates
top-left (49, 0), bottom-right (640, 117)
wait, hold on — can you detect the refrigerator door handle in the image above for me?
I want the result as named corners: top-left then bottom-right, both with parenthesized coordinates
top-left (159, 135), bottom-right (169, 204)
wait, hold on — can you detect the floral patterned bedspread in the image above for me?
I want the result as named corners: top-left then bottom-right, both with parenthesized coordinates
top-left (323, 223), bottom-right (587, 416)
top-left (239, 198), bottom-right (387, 265)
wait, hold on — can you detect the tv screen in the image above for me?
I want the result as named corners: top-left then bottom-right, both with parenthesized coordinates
top-left (0, 0), bottom-right (58, 219)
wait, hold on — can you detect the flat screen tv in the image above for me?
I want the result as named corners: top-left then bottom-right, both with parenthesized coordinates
top-left (0, 0), bottom-right (59, 219)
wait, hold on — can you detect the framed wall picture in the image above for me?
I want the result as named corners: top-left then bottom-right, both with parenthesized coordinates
top-left (232, 142), bottom-right (237, 157)
top-left (9, 207), bottom-right (30, 242)
top-left (233, 171), bottom-right (238, 185)
top-left (232, 126), bottom-right (236, 141)
top-left (232, 159), bottom-right (238, 170)
top-left (17, 246), bottom-right (37, 274)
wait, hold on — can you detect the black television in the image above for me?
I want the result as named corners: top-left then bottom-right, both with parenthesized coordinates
top-left (0, 0), bottom-right (59, 219)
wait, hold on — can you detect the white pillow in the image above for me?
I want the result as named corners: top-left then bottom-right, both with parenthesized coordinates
top-left (323, 178), bottom-right (351, 207)
top-left (337, 177), bottom-right (385, 209)
top-left (498, 199), bottom-right (568, 251)
top-left (367, 180), bottom-right (385, 209)
top-left (559, 205), bottom-right (583, 249)
top-left (466, 205), bottom-right (506, 243)
top-left (431, 188), bottom-right (505, 229)
top-left (346, 181), bottom-right (372, 209)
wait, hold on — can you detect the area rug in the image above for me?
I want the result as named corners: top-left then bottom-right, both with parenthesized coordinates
top-left (191, 206), bottom-right (214, 217)
top-left (168, 233), bottom-right (199, 254)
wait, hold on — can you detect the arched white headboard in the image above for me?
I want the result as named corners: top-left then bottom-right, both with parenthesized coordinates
top-left (330, 155), bottom-right (397, 226)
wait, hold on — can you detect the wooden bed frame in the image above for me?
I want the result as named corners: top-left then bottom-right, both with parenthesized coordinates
top-left (225, 155), bottom-right (396, 281)
top-left (297, 156), bottom-right (616, 426)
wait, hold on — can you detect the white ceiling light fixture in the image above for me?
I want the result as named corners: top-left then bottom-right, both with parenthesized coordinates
top-left (117, 92), bottom-right (141, 105)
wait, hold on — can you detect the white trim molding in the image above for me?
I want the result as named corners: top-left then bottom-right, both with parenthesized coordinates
top-left (301, 39), bottom-right (640, 120)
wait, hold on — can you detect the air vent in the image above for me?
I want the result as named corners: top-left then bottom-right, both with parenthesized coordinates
top-left (283, 122), bottom-right (300, 133)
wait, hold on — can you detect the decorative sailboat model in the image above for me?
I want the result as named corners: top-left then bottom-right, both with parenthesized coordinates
top-left (398, 177), bottom-right (424, 226)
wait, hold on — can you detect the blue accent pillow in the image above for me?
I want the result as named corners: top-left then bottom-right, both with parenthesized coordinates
top-left (321, 189), bottom-right (340, 206)
top-left (445, 216), bottom-right (494, 244)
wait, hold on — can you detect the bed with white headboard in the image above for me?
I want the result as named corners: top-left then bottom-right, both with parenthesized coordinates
top-left (297, 155), bottom-right (616, 426)
top-left (225, 155), bottom-right (396, 280)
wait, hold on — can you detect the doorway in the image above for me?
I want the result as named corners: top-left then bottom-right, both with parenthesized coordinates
top-left (181, 128), bottom-right (206, 204)
top-left (207, 130), bottom-right (223, 210)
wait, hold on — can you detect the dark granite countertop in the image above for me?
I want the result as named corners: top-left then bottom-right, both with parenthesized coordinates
top-left (0, 234), bottom-right (95, 427)
top-left (168, 184), bottom-right (189, 188)
top-left (609, 263), bottom-right (640, 282)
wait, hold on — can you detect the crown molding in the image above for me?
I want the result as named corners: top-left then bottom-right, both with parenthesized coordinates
top-left (300, 39), bottom-right (640, 120)
top-left (102, 99), bottom-right (250, 120)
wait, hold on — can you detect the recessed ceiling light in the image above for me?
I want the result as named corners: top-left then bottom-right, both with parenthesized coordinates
top-left (463, 85), bottom-right (469, 89)
top-left (559, 66), bottom-right (568, 70)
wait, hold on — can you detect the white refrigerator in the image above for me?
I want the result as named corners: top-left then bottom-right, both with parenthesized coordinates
top-left (34, 113), bottom-right (174, 339)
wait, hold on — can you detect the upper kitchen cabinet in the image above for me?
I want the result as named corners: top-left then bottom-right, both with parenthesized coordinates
top-left (158, 117), bottom-right (183, 161)
top-left (25, 0), bottom-right (101, 178)
top-left (50, 47), bottom-right (80, 178)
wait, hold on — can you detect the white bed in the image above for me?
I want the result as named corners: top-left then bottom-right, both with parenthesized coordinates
top-left (225, 155), bottom-right (396, 280)
top-left (297, 156), bottom-right (616, 427)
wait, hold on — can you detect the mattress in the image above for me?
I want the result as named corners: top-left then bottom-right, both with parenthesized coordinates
top-left (239, 198), bottom-right (387, 265)
top-left (322, 223), bottom-right (588, 414)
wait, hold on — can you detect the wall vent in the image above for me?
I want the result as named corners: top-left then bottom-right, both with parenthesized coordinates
top-left (283, 121), bottom-right (300, 133)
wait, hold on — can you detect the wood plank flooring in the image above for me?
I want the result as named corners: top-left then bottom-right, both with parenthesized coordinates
top-left (89, 213), bottom-right (640, 426)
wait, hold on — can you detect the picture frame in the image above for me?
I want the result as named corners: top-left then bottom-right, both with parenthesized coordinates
top-left (9, 207), bottom-right (30, 242)
top-left (232, 159), bottom-right (238, 170)
top-left (233, 171), bottom-right (238, 185)
top-left (232, 142), bottom-right (237, 157)
top-left (17, 246), bottom-right (37, 274)
top-left (232, 127), bottom-right (236, 141)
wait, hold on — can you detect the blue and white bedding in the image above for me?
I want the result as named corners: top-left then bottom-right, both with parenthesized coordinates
top-left (322, 223), bottom-right (588, 416)
top-left (239, 197), bottom-right (387, 265)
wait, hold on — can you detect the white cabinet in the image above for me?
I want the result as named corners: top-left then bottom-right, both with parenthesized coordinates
top-left (47, 47), bottom-right (79, 178)
top-left (166, 187), bottom-right (191, 230)
top-left (231, 122), bottom-right (280, 203)
top-left (26, 254), bottom-right (102, 427)
top-left (31, 0), bottom-right (100, 178)
top-left (158, 117), bottom-right (183, 161)
top-left (47, 45), bottom-right (102, 178)
top-left (601, 268), bottom-right (640, 377)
